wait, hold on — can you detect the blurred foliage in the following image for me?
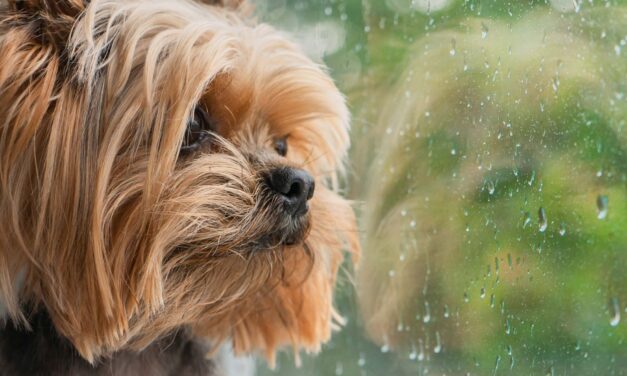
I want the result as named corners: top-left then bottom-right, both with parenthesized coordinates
top-left (256, 1), bottom-right (627, 375)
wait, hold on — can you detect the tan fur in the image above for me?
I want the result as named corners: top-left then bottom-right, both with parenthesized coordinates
top-left (0, 0), bottom-right (359, 364)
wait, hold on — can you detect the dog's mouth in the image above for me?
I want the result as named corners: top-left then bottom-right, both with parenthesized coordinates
top-left (253, 216), bottom-right (311, 251)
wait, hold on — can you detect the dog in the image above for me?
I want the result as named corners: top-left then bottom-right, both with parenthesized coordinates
top-left (0, 0), bottom-right (359, 374)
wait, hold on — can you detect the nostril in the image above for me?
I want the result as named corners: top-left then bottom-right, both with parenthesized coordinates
top-left (306, 179), bottom-right (315, 200)
top-left (286, 179), bottom-right (304, 199)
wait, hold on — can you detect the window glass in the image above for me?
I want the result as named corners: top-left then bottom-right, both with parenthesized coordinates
top-left (256, 1), bottom-right (626, 375)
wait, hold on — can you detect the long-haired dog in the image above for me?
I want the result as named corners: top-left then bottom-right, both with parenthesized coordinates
top-left (0, 0), bottom-right (359, 374)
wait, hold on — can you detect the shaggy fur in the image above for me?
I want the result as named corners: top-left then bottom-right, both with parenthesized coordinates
top-left (0, 0), bottom-right (359, 372)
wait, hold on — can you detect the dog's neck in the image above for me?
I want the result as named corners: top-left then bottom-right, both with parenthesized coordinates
top-left (0, 310), bottom-right (219, 375)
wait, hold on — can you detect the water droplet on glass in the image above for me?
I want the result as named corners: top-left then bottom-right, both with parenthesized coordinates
top-left (324, 6), bottom-right (332, 16)
top-left (552, 76), bottom-right (560, 93)
top-left (450, 38), bottom-right (457, 56)
top-left (493, 355), bottom-right (501, 376)
top-left (480, 287), bottom-right (486, 299)
top-left (486, 180), bottom-right (495, 195)
top-left (423, 301), bottom-right (431, 323)
top-left (538, 207), bottom-right (547, 232)
top-left (335, 362), bottom-right (343, 376)
top-left (559, 223), bottom-right (566, 236)
top-left (380, 343), bottom-right (390, 353)
top-left (464, 291), bottom-right (469, 303)
top-left (490, 293), bottom-right (495, 308)
top-left (434, 331), bottom-right (442, 353)
top-left (481, 22), bottom-right (489, 39)
top-left (410, 220), bottom-right (417, 228)
top-left (443, 304), bottom-right (450, 318)
top-left (505, 318), bottom-right (511, 335)
top-left (523, 212), bottom-right (531, 228)
top-left (597, 195), bottom-right (608, 219)
top-left (409, 345), bottom-right (417, 360)
top-left (357, 353), bottom-right (365, 367)
top-left (417, 340), bottom-right (425, 361)
top-left (609, 297), bottom-right (621, 327)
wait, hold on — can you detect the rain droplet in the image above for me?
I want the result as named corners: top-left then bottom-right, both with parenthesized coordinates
top-left (410, 220), bottom-right (417, 228)
top-left (443, 304), bottom-right (450, 318)
top-left (409, 345), bottom-right (417, 360)
top-left (493, 355), bottom-right (501, 376)
top-left (486, 180), bottom-right (495, 195)
top-left (450, 38), bottom-right (457, 56)
top-left (559, 223), bottom-right (566, 236)
top-left (481, 22), bottom-right (489, 39)
top-left (324, 6), bottom-right (333, 16)
top-left (609, 297), bottom-right (621, 327)
top-left (505, 318), bottom-right (511, 335)
top-left (417, 340), bottom-right (425, 361)
top-left (380, 343), bottom-right (390, 353)
top-left (480, 287), bottom-right (486, 299)
top-left (528, 170), bottom-right (536, 186)
top-left (523, 212), bottom-right (531, 228)
top-left (335, 362), bottom-right (343, 375)
top-left (538, 207), bottom-right (547, 232)
top-left (596, 195), bottom-right (608, 219)
top-left (423, 301), bottom-right (431, 323)
top-left (434, 331), bottom-right (442, 353)
top-left (464, 291), bottom-right (469, 303)
top-left (357, 353), bottom-right (365, 367)
top-left (490, 293), bottom-right (495, 308)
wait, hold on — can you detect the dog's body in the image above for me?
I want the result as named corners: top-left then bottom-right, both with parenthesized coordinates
top-left (0, 310), bottom-right (215, 375)
top-left (0, 0), bottom-right (358, 374)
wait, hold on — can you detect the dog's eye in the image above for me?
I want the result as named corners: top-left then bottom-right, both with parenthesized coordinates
top-left (181, 106), bottom-right (214, 154)
top-left (274, 137), bottom-right (288, 157)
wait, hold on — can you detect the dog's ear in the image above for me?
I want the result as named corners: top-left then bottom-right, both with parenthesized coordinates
top-left (6, 0), bottom-right (86, 47)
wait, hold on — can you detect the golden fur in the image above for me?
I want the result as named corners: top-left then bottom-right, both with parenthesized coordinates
top-left (0, 0), bottom-right (359, 365)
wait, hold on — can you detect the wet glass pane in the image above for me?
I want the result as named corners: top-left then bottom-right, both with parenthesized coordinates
top-left (256, 1), bottom-right (626, 375)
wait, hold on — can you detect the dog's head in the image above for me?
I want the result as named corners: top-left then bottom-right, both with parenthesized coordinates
top-left (0, 0), bottom-right (359, 363)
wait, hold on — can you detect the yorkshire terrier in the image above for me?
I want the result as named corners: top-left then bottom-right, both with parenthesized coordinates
top-left (0, 0), bottom-right (359, 374)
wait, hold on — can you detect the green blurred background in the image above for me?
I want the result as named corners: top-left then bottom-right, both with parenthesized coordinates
top-left (256, 1), bottom-right (626, 375)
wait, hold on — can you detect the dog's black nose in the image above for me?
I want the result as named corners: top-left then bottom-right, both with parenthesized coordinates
top-left (266, 167), bottom-right (315, 216)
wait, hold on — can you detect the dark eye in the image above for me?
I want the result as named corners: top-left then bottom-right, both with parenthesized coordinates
top-left (274, 136), bottom-right (288, 156)
top-left (181, 106), bottom-right (214, 154)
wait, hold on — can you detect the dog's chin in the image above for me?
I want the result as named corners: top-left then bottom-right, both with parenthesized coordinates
top-left (254, 214), bottom-right (312, 251)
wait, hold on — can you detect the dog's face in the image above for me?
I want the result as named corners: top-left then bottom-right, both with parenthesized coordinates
top-left (0, 0), bottom-right (359, 363)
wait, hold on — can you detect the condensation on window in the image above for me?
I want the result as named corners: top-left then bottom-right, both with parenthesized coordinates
top-left (256, 1), bottom-right (626, 375)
